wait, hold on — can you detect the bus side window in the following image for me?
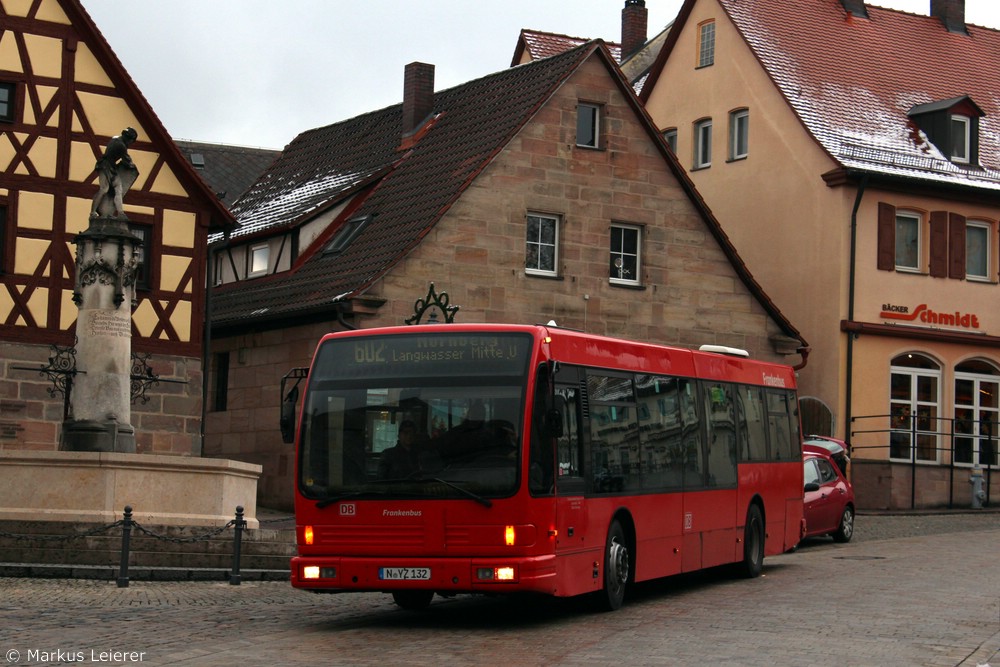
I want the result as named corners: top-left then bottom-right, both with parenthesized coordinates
top-left (679, 378), bottom-right (706, 490)
top-left (704, 382), bottom-right (737, 488)
top-left (766, 389), bottom-right (797, 461)
top-left (738, 385), bottom-right (769, 461)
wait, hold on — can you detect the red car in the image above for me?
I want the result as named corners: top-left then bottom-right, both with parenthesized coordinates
top-left (802, 443), bottom-right (855, 542)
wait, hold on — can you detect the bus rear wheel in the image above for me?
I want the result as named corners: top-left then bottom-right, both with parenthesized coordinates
top-left (596, 520), bottom-right (629, 611)
top-left (392, 590), bottom-right (434, 610)
top-left (738, 504), bottom-right (764, 578)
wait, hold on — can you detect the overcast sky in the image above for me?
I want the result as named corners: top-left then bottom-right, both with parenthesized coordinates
top-left (81, 1), bottom-right (1000, 150)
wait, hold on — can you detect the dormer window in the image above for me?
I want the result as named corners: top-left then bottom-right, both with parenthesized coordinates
top-left (908, 95), bottom-right (983, 166)
top-left (950, 114), bottom-right (970, 163)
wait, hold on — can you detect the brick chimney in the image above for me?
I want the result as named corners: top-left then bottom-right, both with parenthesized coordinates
top-left (621, 0), bottom-right (648, 59)
top-left (931, 0), bottom-right (967, 34)
top-left (840, 0), bottom-right (868, 18)
top-left (402, 62), bottom-right (434, 137)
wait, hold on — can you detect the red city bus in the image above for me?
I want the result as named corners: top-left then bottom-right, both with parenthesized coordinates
top-left (283, 324), bottom-right (804, 611)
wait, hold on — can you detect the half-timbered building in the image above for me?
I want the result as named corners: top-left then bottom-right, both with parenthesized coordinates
top-left (0, 0), bottom-right (234, 453)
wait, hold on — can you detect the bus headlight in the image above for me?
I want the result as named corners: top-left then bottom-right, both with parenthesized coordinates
top-left (475, 566), bottom-right (518, 582)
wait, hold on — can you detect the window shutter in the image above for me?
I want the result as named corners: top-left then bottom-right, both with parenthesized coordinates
top-left (877, 202), bottom-right (896, 271)
top-left (949, 213), bottom-right (966, 279)
top-left (929, 211), bottom-right (948, 277)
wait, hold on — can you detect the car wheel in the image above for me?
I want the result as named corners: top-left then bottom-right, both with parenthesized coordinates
top-left (833, 506), bottom-right (854, 543)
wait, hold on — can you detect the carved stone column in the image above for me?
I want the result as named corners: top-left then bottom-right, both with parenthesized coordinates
top-left (62, 217), bottom-right (142, 453)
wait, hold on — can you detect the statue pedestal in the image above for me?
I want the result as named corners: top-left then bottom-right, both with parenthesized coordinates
top-left (0, 451), bottom-right (261, 528)
top-left (62, 419), bottom-right (135, 453)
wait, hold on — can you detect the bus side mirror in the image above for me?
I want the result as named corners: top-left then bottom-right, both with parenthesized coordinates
top-left (280, 386), bottom-right (299, 444)
top-left (544, 409), bottom-right (563, 438)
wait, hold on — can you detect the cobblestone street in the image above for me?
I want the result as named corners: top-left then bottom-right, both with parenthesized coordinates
top-left (1, 512), bottom-right (997, 666)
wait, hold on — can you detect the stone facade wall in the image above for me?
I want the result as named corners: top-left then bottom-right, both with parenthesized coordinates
top-left (203, 320), bottom-right (337, 509)
top-left (0, 341), bottom-right (203, 456)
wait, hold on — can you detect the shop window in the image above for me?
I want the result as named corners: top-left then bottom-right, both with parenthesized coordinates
top-left (953, 360), bottom-right (998, 467)
top-left (889, 354), bottom-right (940, 463)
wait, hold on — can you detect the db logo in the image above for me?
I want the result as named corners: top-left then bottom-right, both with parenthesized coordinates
top-left (340, 503), bottom-right (356, 516)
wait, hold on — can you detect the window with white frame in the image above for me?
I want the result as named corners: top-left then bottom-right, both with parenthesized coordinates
top-left (889, 354), bottom-right (940, 463)
top-left (694, 118), bottom-right (712, 169)
top-left (248, 243), bottom-right (269, 277)
top-left (698, 21), bottom-right (715, 68)
top-left (526, 213), bottom-right (559, 276)
top-left (609, 223), bottom-right (641, 285)
top-left (576, 103), bottom-right (600, 148)
top-left (729, 109), bottom-right (749, 160)
top-left (950, 114), bottom-right (970, 164)
top-left (662, 128), bottom-right (677, 154)
top-left (966, 220), bottom-right (990, 280)
top-left (954, 360), bottom-right (999, 467)
top-left (894, 211), bottom-right (921, 271)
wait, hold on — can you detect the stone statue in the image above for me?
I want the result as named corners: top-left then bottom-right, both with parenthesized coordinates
top-left (90, 127), bottom-right (139, 219)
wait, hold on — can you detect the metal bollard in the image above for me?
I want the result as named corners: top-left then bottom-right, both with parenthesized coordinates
top-left (229, 505), bottom-right (246, 585)
top-left (970, 466), bottom-right (985, 509)
top-left (117, 506), bottom-right (132, 588)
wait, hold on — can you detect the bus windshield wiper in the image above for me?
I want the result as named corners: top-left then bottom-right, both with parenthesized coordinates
top-left (376, 476), bottom-right (493, 508)
top-left (315, 490), bottom-right (388, 509)
top-left (420, 477), bottom-right (493, 507)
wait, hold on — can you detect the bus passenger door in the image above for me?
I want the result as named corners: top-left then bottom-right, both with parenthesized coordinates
top-left (552, 384), bottom-right (593, 593)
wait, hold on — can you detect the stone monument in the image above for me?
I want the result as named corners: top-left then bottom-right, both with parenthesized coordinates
top-left (62, 128), bottom-right (143, 453)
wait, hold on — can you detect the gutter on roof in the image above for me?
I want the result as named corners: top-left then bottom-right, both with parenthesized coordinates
top-left (822, 167), bottom-right (1000, 204)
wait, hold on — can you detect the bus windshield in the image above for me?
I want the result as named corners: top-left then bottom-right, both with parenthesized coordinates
top-left (298, 332), bottom-right (534, 504)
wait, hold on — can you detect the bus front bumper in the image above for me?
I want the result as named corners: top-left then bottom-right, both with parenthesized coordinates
top-left (290, 554), bottom-right (558, 595)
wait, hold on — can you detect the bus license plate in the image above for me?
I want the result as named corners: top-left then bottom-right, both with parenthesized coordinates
top-left (379, 567), bottom-right (431, 581)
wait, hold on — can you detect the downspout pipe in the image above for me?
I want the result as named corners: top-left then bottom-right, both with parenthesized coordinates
top-left (845, 173), bottom-right (869, 440)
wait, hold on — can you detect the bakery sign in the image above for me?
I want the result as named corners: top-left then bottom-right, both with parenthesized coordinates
top-left (880, 303), bottom-right (980, 330)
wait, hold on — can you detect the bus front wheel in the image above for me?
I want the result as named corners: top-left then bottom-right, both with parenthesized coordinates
top-left (392, 590), bottom-right (434, 610)
top-left (738, 504), bottom-right (764, 578)
top-left (596, 520), bottom-right (629, 611)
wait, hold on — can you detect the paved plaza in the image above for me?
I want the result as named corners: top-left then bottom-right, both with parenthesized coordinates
top-left (0, 512), bottom-right (997, 666)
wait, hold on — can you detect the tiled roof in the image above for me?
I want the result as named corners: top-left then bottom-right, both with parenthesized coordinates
top-left (684, 0), bottom-right (1000, 190)
top-left (211, 44), bottom-right (600, 327)
top-left (512, 27), bottom-right (672, 95)
top-left (175, 141), bottom-right (280, 211)
top-left (515, 29), bottom-right (623, 63)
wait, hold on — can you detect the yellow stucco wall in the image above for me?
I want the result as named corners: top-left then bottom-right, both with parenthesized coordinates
top-left (642, 0), bottom-right (1000, 461)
